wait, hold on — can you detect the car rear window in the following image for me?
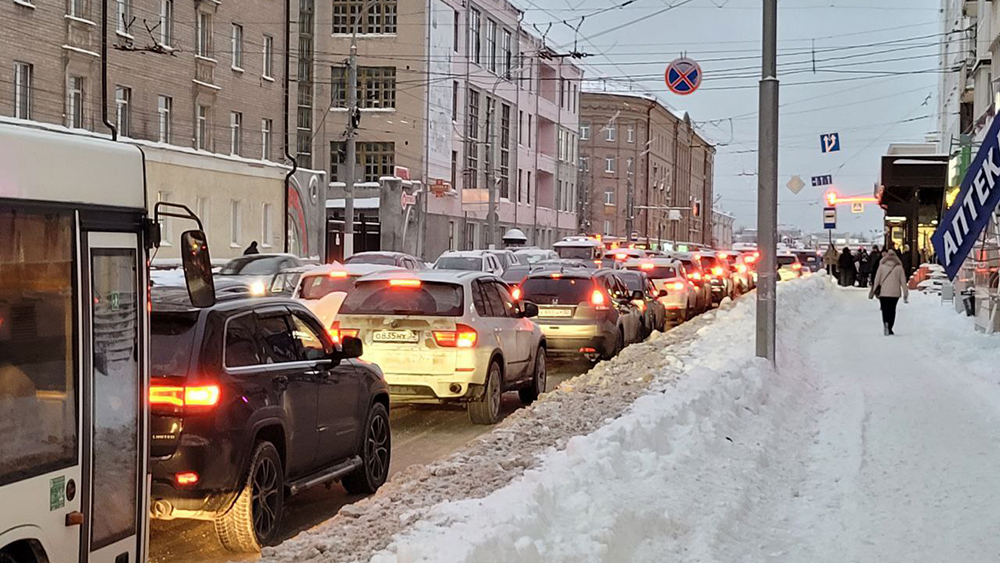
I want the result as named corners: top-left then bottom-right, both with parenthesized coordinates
top-left (618, 274), bottom-right (645, 291)
top-left (698, 256), bottom-right (720, 269)
top-left (436, 257), bottom-right (483, 270)
top-left (626, 265), bottom-right (679, 279)
top-left (339, 281), bottom-right (464, 316)
top-left (520, 277), bottom-right (594, 305)
top-left (151, 312), bottom-right (199, 376)
top-left (298, 274), bottom-right (356, 300)
top-left (346, 254), bottom-right (397, 266)
top-left (556, 246), bottom-right (597, 260)
top-left (501, 266), bottom-right (532, 283)
top-left (220, 256), bottom-right (286, 275)
top-left (778, 255), bottom-right (798, 266)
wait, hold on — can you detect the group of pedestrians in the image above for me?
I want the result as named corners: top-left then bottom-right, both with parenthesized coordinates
top-left (823, 244), bottom-right (887, 288)
top-left (823, 243), bottom-right (910, 336)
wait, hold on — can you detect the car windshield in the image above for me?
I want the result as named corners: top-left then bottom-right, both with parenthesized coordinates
top-left (339, 281), bottom-right (464, 316)
top-left (220, 256), bottom-right (285, 275)
top-left (627, 265), bottom-right (679, 279)
top-left (346, 254), bottom-right (397, 266)
top-left (151, 312), bottom-right (199, 376)
top-left (520, 277), bottom-right (594, 305)
top-left (435, 257), bottom-right (483, 270)
top-left (501, 266), bottom-right (533, 283)
top-left (557, 246), bottom-right (597, 260)
top-left (298, 274), bottom-right (357, 300)
top-left (777, 256), bottom-right (798, 266)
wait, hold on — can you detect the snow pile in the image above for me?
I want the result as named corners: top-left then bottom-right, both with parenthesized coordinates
top-left (361, 276), bottom-right (833, 563)
top-left (261, 276), bottom-right (834, 563)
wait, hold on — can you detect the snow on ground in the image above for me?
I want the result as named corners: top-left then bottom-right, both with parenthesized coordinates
top-left (263, 277), bottom-right (1000, 563)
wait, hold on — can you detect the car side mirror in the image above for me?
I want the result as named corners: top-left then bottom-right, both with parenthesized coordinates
top-left (340, 336), bottom-right (363, 360)
top-left (520, 301), bottom-right (539, 318)
top-left (658, 289), bottom-right (668, 297)
top-left (180, 230), bottom-right (216, 308)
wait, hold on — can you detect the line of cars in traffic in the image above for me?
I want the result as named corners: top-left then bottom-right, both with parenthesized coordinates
top-left (145, 242), bottom-right (818, 553)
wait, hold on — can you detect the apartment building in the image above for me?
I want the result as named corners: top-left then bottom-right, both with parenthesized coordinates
top-left (578, 91), bottom-right (715, 247)
top-left (310, 0), bottom-right (583, 260)
top-left (0, 0), bottom-right (308, 259)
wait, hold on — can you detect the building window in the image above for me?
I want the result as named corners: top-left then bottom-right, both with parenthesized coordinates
top-left (196, 12), bottom-right (212, 57)
top-left (230, 200), bottom-right (242, 246)
top-left (605, 157), bottom-right (615, 173)
top-left (604, 220), bottom-right (611, 235)
top-left (501, 29), bottom-right (512, 78)
top-left (605, 124), bottom-right (616, 142)
top-left (157, 191), bottom-right (173, 243)
top-left (196, 104), bottom-right (209, 150)
top-left (466, 89), bottom-right (480, 189)
top-left (580, 122), bottom-right (590, 140)
top-left (451, 150), bottom-right (458, 188)
top-left (485, 20), bottom-right (497, 73)
top-left (261, 118), bottom-right (272, 160)
top-left (157, 95), bottom-right (171, 143)
top-left (526, 171), bottom-right (532, 204)
top-left (230, 111), bottom-right (242, 155)
top-left (115, 86), bottom-right (131, 137)
top-left (359, 142), bottom-right (394, 182)
top-left (518, 110), bottom-right (524, 145)
top-left (262, 203), bottom-right (273, 247)
top-left (231, 24), bottom-right (244, 69)
top-left (70, 0), bottom-right (85, 17)
top-left (330, 66), bottom-right (396, 109)
top-left (469, 9), bottom-right (481, 65)
top-left (499, 103), bottom-right (511, 200)
top-left (605, 190), bottom-right (614, 205)
top-left (330, 141), bottom-right (346, 182)
top-left (527, 114), bottom-right (532, 148)
top-left (627, 124), bottom-right (635, 143)
top-left (159, 0), bottom-right (173, 46)
top-left (580, 156), bottom-right (588, 172)
top-left (626, 156), bottom-right (633, 173)
top-left (453, 10), bottom-right (460, 53)
top-left (116, 0), bottom-right (131, 34)
top-left (452, 81), bottom-right (459, 121)
top-left (67, 76), bottom-right (85, 129)
top-left (517, 170), bottom-right (523, 203)
top-left (263, 34), bottom-right (274, 78)
top-left (332, 0), bottom-right (397, 34)
top-left (13, 62), bottom-right (32, 120)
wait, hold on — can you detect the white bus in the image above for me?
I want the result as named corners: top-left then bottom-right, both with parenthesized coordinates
top-left (0, 123), bottom-right (213, 563)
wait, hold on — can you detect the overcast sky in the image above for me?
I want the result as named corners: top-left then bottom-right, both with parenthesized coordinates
top-left (518, 0), bottom-right (944, 235)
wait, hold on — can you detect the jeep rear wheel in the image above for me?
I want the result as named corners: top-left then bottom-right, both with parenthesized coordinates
top-left (215, 441), bottom-right (284, 553)
top-left (342, 402), bottom-right (391, 495)
top-left (469, 361), bottom-right (502, 425)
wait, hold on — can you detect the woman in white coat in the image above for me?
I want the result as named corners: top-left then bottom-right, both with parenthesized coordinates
top-left (869, 250), bottom-right (909, 335)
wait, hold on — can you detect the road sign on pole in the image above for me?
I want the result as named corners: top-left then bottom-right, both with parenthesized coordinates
top-left (786, 175), bottom-right (805, 194)
top-left (811, 175), bottom-right (833, 187)
top-left (820, 133), bottom-right (841, 153)
top-left (666, 57), bottom-right (702, 96)
top-left (823, 206), bottom-right (837, 229)
top-left (851, 202), bottom-right (864, 214)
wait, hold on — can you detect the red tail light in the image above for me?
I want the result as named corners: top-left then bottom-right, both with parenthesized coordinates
top-left (175, 472), bottom-right (200, 486)
top-left (745, 255), bottom-right (757, 264)
top-left (689, 272), bottom-right (702, 281)
top-left (640, 263), bottom-right (654, 270)
top-left (712, 267), bottom-right (723, 277)
top-left (590, 289), bottom-right (609, 310)
top-left (150, 383), bottom-right (221, 413)
top-left (328, 321), bottom-right (359, 344)
top-left (328, 270), bottom-right (349, 278)
top-left (792, 263), bottom-right (802, 270)
top-left (389, 279), bottom-right (422, 288)
top-left (511, 287), bottom-right (522, 301)
top-left (433, 324), bottom-right (478, 348)
top-left (737, 264), bottom-right (748, 273)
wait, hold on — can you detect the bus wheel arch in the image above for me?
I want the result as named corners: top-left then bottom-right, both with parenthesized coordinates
top-left (0, 539), bottom-right (49, 563)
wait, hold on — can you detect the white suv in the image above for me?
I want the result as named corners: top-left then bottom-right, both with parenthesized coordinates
top-left (433, 250), bottom-right (504, 275)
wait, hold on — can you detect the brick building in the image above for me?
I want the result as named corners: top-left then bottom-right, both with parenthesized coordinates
top-left (578, 91), bottom-right (715, 248)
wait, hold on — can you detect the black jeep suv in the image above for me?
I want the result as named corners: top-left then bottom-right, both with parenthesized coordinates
top-left (149, 288), bottom-right (390, 552)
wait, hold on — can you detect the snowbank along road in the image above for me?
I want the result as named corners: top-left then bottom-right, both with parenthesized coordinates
top-left (261, 275), bottom-right (1000, 563)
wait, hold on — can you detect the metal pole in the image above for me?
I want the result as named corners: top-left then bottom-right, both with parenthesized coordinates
top-left (344, 5), bottom-right (364, 259)
top-left (487, 96), bottom-right (496, 248)
top-left (756, 0), bottom-right (779, 363)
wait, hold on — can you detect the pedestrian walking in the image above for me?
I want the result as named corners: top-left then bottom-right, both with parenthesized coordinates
top-left (243, 241), bottom-right (260, 255)
top-left (901, 244), bottom-right (913, 279)
top-left (837, 247), bottom-right (856, 286)
top-left (869, 250), bottom-right (909, 335)
top-left (858, 249), bottom-right (870, 287)
top-left (868, 244), bottom-right (882, 286)
top-left (823, 245), bottom-right (839, 277)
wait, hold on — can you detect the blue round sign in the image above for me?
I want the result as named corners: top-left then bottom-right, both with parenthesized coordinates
top-left (666, 57), bottom-right (702, 96)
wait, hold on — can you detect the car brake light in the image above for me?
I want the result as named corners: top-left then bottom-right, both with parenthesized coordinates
top-left (150, 384), bottom-right (221, 412)
top-left (551, 273), bottom-right (563, 279)
top-left (433, 324), bottom-right (478, 348)
top-left (511, 287), bottom-right (522, 300)
top-left (328, 270), bottom-right (349, 278)
top-left (640, 263), bottom-right (654, 270)
top-left (673, 282), bottom-right (685, 291)
top-left (737, 264), bottom-right (747, 273)
top-left (615, 253), bottom-right (628, 260)
top-left (328, 321), bottom-right (358, 343)
top-left (389, 279), bottom-right (421, 287)
top-left (792, 263), bottom-right (802, 270)
top-left (175, 472), bottom-right (199, 486)
top-left (712, 267), bottom-right (723, 276)
top-left (690, 272), bottom-right (702, 281)
top-left (590, 289), bottom-right (609, 310)
top-left (745, 255), bottom-right (757, 264)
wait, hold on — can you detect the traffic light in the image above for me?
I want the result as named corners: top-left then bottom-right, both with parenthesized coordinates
top-left (825, 191), bottom-right (838, 206)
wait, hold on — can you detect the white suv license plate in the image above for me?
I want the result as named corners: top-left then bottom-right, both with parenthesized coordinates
top-left (372, 330), bottom-right (420, 343)
top-left (539, 307), bottom-right (574, 318)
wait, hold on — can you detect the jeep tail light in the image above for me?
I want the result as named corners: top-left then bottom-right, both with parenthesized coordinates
top-left (328, 321), bottom-right (358, 343)
top-left (150, 384), bottom-right (220, 414)
top-left (590, 289), bottom-right (609, 310)
top-left (434, 324), bottom-right (478, 348)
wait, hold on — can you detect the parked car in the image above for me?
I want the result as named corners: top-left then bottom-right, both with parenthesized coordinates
top-left (514, 247), bottom-right (559, 264)
top-left (518, 268), bottom-right (643, 362)
top-left (696, 252), bottom-right (735, 303)
top-left (334, 270), bottom-right (546, 424)
top-left (149, 289), bottom-right (390, 553)
top-left (485, 249), bottom-right (520, 271)
top-left (777, 253), bottom-right (804, 281)
top-left (617, 270), bottom-right (668, 335)
top-left (624, 259), bottom-right (697, 323)
top-left (293, 263), bottom-right (403, 331)
top-left (345, 251), bottom-right (425, 270)
top-left (673, 253), bottom-right (711, 313)
top-left (433, 250), bottom-right (505, 275)
top-left (792, 249), bottom-right (823, 273)
top-left (217, 254), bottom-right (307, 296)
top-left (535, 258), bottom-right (600, 270)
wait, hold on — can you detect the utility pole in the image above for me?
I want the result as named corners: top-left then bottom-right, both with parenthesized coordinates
top-left (343, 3), bottom-right (365, 259)
top-left (756, 0), bottom-right (779, 363)
top-left (486, 97), bottom-right (497, 248)
top-left (625, 158), bottom-right (634, 240)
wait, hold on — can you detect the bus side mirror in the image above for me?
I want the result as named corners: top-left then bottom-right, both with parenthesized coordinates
top-left (181, 230), bottom-right (217, 308)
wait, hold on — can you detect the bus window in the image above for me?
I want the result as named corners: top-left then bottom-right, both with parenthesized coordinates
top-left (0, 209), bottom-right (77, 486)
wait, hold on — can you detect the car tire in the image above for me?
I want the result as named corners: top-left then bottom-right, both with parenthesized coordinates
top-left (518, 347), bottom-right (546, 404)
top-left (342, 402), bottom-right (391, 495)
top-left (215, 441), bottom-right (284, 553)
top-left (469, 361), bottom-right (503, 425)
top-left (603, 328), bottom-right (624, 360)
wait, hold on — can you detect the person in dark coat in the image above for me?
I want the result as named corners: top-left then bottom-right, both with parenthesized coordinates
top-left (837, 247), bottom-right (856, 286)
top-left (900, 244), bottom-right (913, 279)
top-left (868, 244), bottom-right (882, 286)
top-left (857, 249), bottom-right (870, 287)
top-left (243, 241), bottom-right (260, 255)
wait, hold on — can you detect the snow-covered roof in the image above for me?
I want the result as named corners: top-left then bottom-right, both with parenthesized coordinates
top-left (326, 197), bottom-right (380, 209)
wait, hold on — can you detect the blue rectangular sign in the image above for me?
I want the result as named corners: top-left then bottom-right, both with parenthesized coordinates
top-left (823, 207), bottom-right (837, 229)
top-left (820, 133), bottom-right (841, 153)
top-left (931, 116), bottom-right (1000, 280)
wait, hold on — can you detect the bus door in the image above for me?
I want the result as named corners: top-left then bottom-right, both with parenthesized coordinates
top-left (82, 232), bottom-right (145, 563)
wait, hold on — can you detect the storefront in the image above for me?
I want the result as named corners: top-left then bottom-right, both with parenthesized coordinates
top-left (877, 145), bottom-right (948, 266)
